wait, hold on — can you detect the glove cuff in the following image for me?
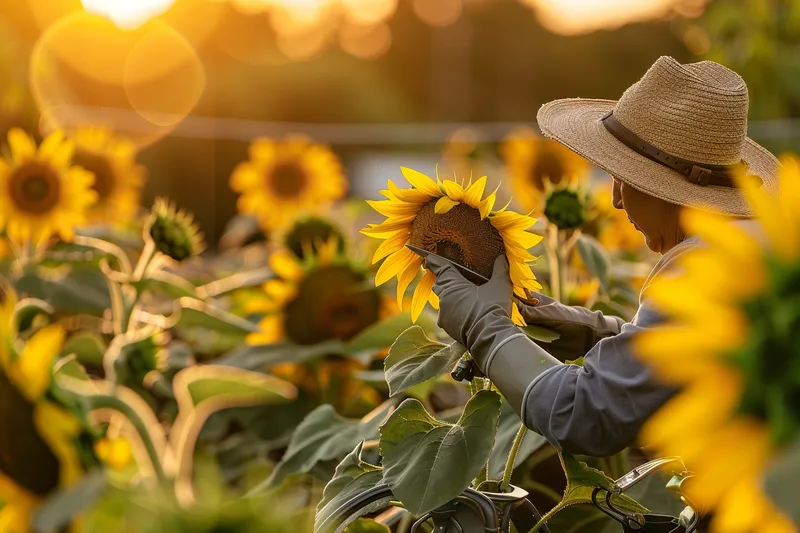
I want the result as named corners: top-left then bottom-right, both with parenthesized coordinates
top-left (484, 335), bottom-right (562, 418)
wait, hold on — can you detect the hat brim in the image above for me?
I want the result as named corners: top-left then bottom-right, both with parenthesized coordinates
top-left (537, 98), bottom-right (780, 217)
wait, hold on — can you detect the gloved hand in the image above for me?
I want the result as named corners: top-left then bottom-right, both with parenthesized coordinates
top-left (516, 294), bottom-right (625, 362)
top-left (426, 254), bottom-right (561, 415)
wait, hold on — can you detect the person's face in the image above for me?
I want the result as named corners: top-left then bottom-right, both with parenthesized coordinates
top-left (611, 177), bottom-right (684, 254)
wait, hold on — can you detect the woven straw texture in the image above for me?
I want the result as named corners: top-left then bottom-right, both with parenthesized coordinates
top-left (537, 56), bottom-right (779, 217)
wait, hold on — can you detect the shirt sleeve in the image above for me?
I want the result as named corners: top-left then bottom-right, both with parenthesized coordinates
top-left (519, 240), bottom-right (696, 457)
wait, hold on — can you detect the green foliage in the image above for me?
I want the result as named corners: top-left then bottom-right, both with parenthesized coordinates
top-left (544, 188), bottom-right (586, 230)
top-left (315, 442), bottom-right (385, 533)
top-left (383, 326), bottom-right (466, 396)
top-left (379, 391), bottom-right (502, 515)
top-left (256, 401), bottom-right (392, 489)
top-left (488, 401), bottom-right (547, 479)
top-left (576, 234), bottom-right (611, 293)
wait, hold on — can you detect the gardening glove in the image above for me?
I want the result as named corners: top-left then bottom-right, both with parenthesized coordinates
top-left (516, 294), bottom-right (626, 362)
top-left (426, 255), bottom-right (561, 416)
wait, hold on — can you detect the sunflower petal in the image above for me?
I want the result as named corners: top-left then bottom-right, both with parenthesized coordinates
top-left (396, 259), bottom-right (422, 308)
top-left (367, 199), bottom-right (423, 218)
top-left (372, 230), bottom-right (410, 264)
top-left (375, 247), bottom-right (417, 286)
top-left (479, 192), bottom-right (496, 219)
top-left (7, 128), bottom-right (36, 163)
top-left (411, 270), bottom-right (436, 322)
top-left (434, 196), bottom-right (459, 214)
top-left (270, 250), bottom-right (304, 282)
top-left (15, 324), bottom-right (65, 401)
top-left (441, 180), bottom-right (465, 201)
top-left (247, 314), bottom-right (285, 345)
top-left (387, 179), bottom-right (434, 203)
top-left (461, 176), bottom-right (487, 208)
top-left (401, 167), bottom-right (442, 197)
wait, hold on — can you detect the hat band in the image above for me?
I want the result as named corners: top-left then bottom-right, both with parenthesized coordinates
top-left (601, 113), bottom-right (752, 187)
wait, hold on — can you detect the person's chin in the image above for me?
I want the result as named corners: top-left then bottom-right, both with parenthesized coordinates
top-left (644, 236), bottom-right (662, 254)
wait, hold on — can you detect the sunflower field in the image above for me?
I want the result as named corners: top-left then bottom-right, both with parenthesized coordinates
top-left (1, 1), bottom-right (800, 533)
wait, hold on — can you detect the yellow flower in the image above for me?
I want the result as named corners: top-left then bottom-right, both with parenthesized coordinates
top-left (362, 167), bottom-right (542, 325)
top-left (95, 436), bottom-right (133, 470)
top-left (633, 156), bottom-right (800, 533)
top-left (0, 128), bottom-right (96, 244)
top-left (501, 127), bottom-right (589, 213)
top-left (145, 198), bottom-right (205, 262)
top-left (246, 239), bottom-right (382, 346)
top-left (0, 286), bottom-right (82, 533)
top-left (71, 126), bottom-right (146, 226)
top-left (230, 136), bottom-right (347, 232)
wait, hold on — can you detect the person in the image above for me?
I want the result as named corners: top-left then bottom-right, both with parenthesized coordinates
top-left (425, 56), bottom-right (780, 457)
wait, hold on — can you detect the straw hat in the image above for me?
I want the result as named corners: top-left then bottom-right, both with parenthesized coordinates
top-left (537, 56), bottom-right (779, 217)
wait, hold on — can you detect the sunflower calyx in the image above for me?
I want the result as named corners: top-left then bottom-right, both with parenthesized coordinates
top-left (544, 187), bottom-right (586, 230)
top-left (145, 198), bottom-right (205, 262)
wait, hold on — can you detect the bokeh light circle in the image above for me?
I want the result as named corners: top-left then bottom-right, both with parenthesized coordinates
top-left (339, 22), bottom-right (392, 60)
top-left (412, 0), bottom-right (463, 27)
top-left (31, 12), bottom-right (205, 149)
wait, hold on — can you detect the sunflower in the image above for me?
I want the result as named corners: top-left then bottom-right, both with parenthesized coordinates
top-left (70, 126), bottom-right (146, 226)
top-left (0, 128), bottom-right (96, 244)
top-left (282, 216), bottom-right (346, 260)
top-left (632, 158), bottom-right (800, 533)
top-left (362, 167), bottom-right (542, 325)
top-left (230, 136), bottom-right (347, 232)
top-left (145, 198), bottom-right (205, 262)
top-left (0, 285), bottom-right (83, 533)
top-left (246, 240), bottom-right (382, 346)
top-left (501, 127), bottom-right (589, 213)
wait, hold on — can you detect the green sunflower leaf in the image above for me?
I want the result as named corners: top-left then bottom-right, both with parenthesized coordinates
top-left (15, 264), bottom-right (110, 317)
top-left (61, 330), bottom-right (107, 367)
top-left (576, 234), bottom-right (611, 293)
top-left (764, 436), bottom-right (800, 526)
top-left (133, 270), bottom-right (198, 299)
top-left (383, 326), bottom-right (466, 396)
top-left (215, 340), bottom-right (344, 370)
top-left (31, 471), bottom-right (108, 533)
top-left (379, 390), bottom-right (502, 516)
top-left (176, 298), bottom-right (260, 356)
top-left (254, 401), bottom-right (393, 490)
top-left (315, 442), bottom-right (385, 533)
top-left (523, 324), bottom-right (561, 343)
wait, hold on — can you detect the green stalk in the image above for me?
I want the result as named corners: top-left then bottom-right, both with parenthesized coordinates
top-left (544, 225), bottom-right (562, 302)
top-left (530, 500), bottom-right (569, 533)
top-left (500, 423), bottom-right (527, 492)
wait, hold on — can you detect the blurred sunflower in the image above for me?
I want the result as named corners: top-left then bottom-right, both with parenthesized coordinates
top-left (501, 127), bottom-right (589, 213)
top-left (145, 198), bottom-right (205, 262)
top-left (0, 129), bottom-right (96, 244)
top-left (362, 167), bottom-right (542, 324)
top-left (282, 216), bottom-right (346, 260)
top-left (246, 240), bottom-right (383, 346)
top-left (0, 285), bottom-right (83, 532)
top-left (71, 126), bottom-right (146, 226)
top-left (633, 158), bottom-right (800, 532)
top-left (230, 136), bottom-right (347, 232)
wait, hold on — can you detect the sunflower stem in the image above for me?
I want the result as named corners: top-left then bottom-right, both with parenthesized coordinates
top-left (530, 500), bottom-right (569, 533)
top-left (545, 225), bottom-right (562, 302)
top-left (133, 239), bottom-right (156, 281)
top-left (501, 423), bottom-right (527, 492)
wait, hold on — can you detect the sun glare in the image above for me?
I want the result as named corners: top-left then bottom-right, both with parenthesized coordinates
top-left (81, 0), bottom-right (175, 29)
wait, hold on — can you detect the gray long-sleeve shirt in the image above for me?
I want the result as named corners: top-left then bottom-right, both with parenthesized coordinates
top-left (519, 233), bottom-right (705, 457)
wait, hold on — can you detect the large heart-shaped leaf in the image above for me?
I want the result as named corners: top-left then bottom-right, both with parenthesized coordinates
top-left (765, 437), bottom-right (800, 526)
top-left (383, 326), bottom-right (466, 397)
top-left (576, 234), bottom-right (611, 292)
top-left (15, 264), bottom-right (110, 317)
top-left (255, 401), bottom-right (393, 490)
top-left (315, 442), bottom-right (385, 533)
top-left (380, 390), bottom-right (502, 515)
top-left (488, 401), bottom-right (547, 479)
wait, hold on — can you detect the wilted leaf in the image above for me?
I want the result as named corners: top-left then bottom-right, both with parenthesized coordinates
top-left (31, 471), bottom-right (107, 533)
top-left (257, 401), bottom-right (393, 489)
top-left (315, 442), bottom-right (385, 533)
top-left (488, 401), bottom-right (547, 479)
top-left (576, 235), bottom-right (611, 293)
top-left (383, 326), bottom-right (466, 397)
top-left (380, 390), bottom-right (502, 515)
top-left (765, 437), bottom-right (800, 526)
top-left (342, 313), bottom-right (414, 356)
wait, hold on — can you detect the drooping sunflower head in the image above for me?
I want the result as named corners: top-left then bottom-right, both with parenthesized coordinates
top-left (632, 157), bottom-right (800, 532)
top-left (362, 167), bottom-right (542, 324)
top-left (283, 216), bottom-right (346, 260)
top-left (502, 127), bottom-right (590, 213)
top-left (230, 135), bottom-right (347, 232)
top-left (0, 128), bottom-right (97, 244)
top-left (70, 126), bottom-right (147, 226)
top-left (145, 198), bottom-right (205, 262)
top-left (247, 242), bottom-right (382, 347)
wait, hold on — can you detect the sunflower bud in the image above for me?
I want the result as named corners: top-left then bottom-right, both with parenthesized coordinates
top-left (145, 198), bottom-right (205, 262)
top-left (544, 188), bottom-right (586, 230)
top-left (283, 217), bottom-right (345, 260)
